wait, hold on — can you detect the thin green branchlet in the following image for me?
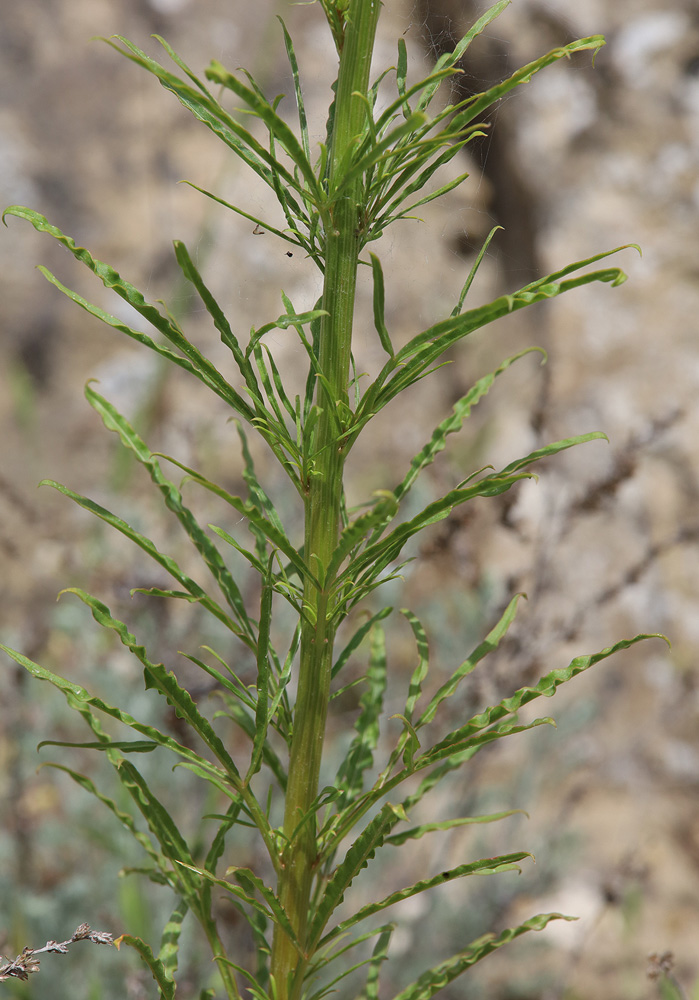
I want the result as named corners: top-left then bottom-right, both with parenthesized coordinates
top-left (1, 1), bottom-right (665, 998)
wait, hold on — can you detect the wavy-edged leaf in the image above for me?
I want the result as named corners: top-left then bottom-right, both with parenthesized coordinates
top-left (417, 593), bottom-right (523, 730)
top-left (40, 762), bottom-right (162, 869)
top-left (332, 631), bottom-right (665, 847)
top-left (178, 861), bottom-right (301, 956)
top-left (239, 415), bottom-right (292, 539)
top-left (390, 912), bottom-right (576, 1000)
top-left (0, 642), bottom-right (233, 783)
top-left (326, 492), bottom-right (398, 587)
top-left (150, 449), bottom-right (316, 589)
top-left (204, 59), bottom-right (322, 203)
top-left (309, 803), bottom-right (407, 948)
top-left (320, 852), bottom-right (531, 950)
top-left (246, 556), bottom-right (274, 785)
top-left (334, 621), bottom-right (387, 806)
top-left (114, 933), bottom-right (176, 1000)
top-left (384, 809), bottom-right (525, 847)
top-left (332, 606), bottom-right (393, 681)
top-left (362, 923), bottom-right (394, 1000)
top-left (159, 897), bottom-right (189, 984)
top-left (2, 206), bottom-right (253, 417)
top-left (305, 921), bottom-right (394, 988)
top-left (369, 253), bottom-right (394, 358)
top-left (130, 587), bottom-right (201, 601)
top-left (451, 35), bottom-right (607, 136)
top-left (111, 758), bottom-right (198, 888)
top-left (102, 36), bottom-right (294, 193)
top-left (43, 478), bottom-right (243, 639)
top-left (414, 0), bottom-right (512, 114)
top-left (354, 246), bottom-right (637, 425)
top-left (344, 431), bottom-right (607, 598)
top-left (85, 383), bottom-right (254, 641)
top-left (63, 587), bottom-right (245, 785)
top-left (419, 632), bottom-right (667, 770)
top-left (340, 471), bottom-right (529, 594)
top-left (395, 621), bottom-right (426, 740)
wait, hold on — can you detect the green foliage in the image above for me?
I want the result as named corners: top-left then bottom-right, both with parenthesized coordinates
top-left (1, 1), bottom-right (665, 998)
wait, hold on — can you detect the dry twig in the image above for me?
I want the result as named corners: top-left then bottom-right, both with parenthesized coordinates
top-left (0, 923), bottom-right (114, 981)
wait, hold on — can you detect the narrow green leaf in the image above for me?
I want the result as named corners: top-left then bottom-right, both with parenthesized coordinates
top-left (182, 180), bottom-right (312, 259)
top-left (355, 245), bottom-right (636, 422)
top-left (159, 898), bottom-right (189, 985)
top-left (392, 350), bottom-right (542, 511)
top-left (172, 240), bottom-right (254, 380)
top-left (154, 34), bottom-right (214, 97)
top-left (415, 0), bottom-right (512, 113)
top-left (278, 17), bottom-right (311, 166)
top-left (179, 862), bottom-right (302, 955)
top-left (451, 35), bottom-right (607, 134)
top-left (40, 762), bottom-right (161, 868)
top-left (394, 168), bottom-right (473, 219)
top-left (204, 799), bottom-right (243, 876)
top-left (332, 607), bottom-right (393, 680)
top-left (319, 852), bottom-right (531, 949)
top-left (204, 60), bottom-right (321, 202)
top-left (401, 609), bottom-right (430, 722)
top-left (246, 556), bottom-right (274, 785)
top-left (342, 471), bottom-right (529, 590)
top-left (231, 867), bottom-right (300, 956)
top-left (115, 933), bottom-right (176, 1000)
top-left (420, 632), bottom-right (667, 769)
top-left (63, 587), bottom-right (245, 785)
top-left (261, 342), bottom-right (297, 424)
top-left (390, 912), bottom-right (576, 1000)
top-left (210, 689), bottom-right (288, 790)
top-left (85, 384), bottom-right (255, 641)
top-left (363, 924), bottom-right (394, 1000)
top-left (384, 810), bottom-right (525, 847)
top-left (369, 253), bottom-right (394, 357)
top-left (0, 642), bottom-right (233, 783)
top-left (396, 37), bottom-right (410, 117)
top-left (451, 226), bottom-right (503, 316)
top-left (146, 448), bottom-right (315, 587)
top-left (102, 36), bottom-right (292, 192)
top-left (348, 432), bottom-right (609, 596)
top-left (309, 803), bottom-right (407, 948)
top-left (326, 491), bottom-right (398, 587)
top-left (114, 759), bottom-right (200, 899)
top-left (38, 739), bottom-right (157, 753)
top-left (417, 593), bottom-right (523, 729)
top-left (334, 621), bottom-right (388, 805)
top-left (2, 206), bottom-right (253, 415)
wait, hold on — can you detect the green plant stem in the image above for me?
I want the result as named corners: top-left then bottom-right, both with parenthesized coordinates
top-left (270, 2), bottom-right (381, 997)
top-left (202, 919), bottom-right (241, 1000)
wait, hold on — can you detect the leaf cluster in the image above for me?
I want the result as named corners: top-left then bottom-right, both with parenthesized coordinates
top-left (0, 3), bottom-right (663, 998)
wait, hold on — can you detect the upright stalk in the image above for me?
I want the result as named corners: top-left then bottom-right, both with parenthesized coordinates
top-left (271, 2), bottom-right (381, 996)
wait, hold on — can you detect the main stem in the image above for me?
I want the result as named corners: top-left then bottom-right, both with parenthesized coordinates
top-left (270, 2), bottom-right (381, 998)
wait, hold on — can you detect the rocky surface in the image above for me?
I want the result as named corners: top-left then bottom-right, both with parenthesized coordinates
top-left (2, 1), bottom-right (699, 998)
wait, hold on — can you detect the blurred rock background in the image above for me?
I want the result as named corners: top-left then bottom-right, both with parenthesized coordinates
top-left (2, 1), bottom-right (699, 998)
